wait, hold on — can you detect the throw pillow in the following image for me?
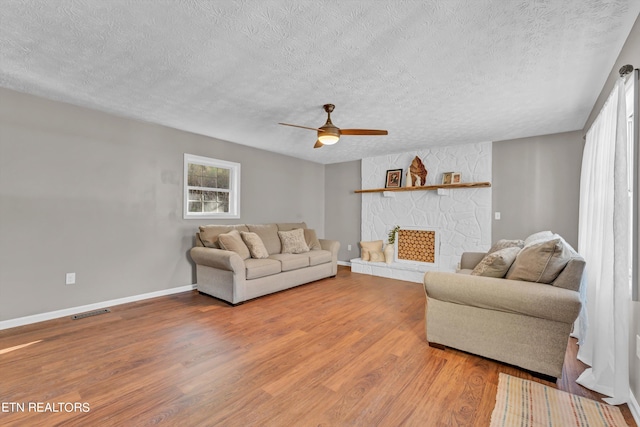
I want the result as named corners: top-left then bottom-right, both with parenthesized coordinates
top-left (218, 229), bottom-right (251, 260)
top-left (360, 240), bottom-right (383, 261)
top-left (488, 239), bottom-right (525, 254)
top-left (506, 237), bottom-right (572, 283)
top-left (471, 246), bottom-right (521, 278)
top-left (304, 229), bottom-right (322, 251)
top-left (524, 230), bottom-right (554, 246)
top-left (369, 251), bottom-right (385, 262)
top-left (278, 228), bottom-right (310, 254)
top-left (240, 231), bottom-right (269, 259)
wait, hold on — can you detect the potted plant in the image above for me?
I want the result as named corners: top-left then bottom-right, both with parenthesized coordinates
top-left (384, 225), bottom-right (400, 264)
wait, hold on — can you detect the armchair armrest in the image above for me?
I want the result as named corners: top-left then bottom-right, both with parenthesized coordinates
top-left (424, 271), bottom-right (581, 324)
top-left (189, 247), bottom-right (245, 273)
top-left (460, 252), bottom-right (487, 270)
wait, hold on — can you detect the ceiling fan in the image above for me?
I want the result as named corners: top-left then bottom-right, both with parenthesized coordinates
top-left (279, 104), bottom-right (388, 148)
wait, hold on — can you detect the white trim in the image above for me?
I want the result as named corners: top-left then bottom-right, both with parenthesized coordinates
top-left (337, 260), bottom-right (351, 266)
top-left (0, 284), bottom-right (196, 331)
top-left (630, 389), bottom-right (640, 425)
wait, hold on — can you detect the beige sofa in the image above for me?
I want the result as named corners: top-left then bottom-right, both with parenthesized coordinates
top-left (190, 222), bottom-right (339, 305)
top-left (423, 232), bottom-right (584, 379)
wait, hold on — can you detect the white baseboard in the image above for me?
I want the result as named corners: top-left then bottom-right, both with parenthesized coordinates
top-left (0, 284), bottom-right (196, 331)
top-left (337, 261), bottom-right (351, 266)
top-left (630, 389), bottom-right (640, 425)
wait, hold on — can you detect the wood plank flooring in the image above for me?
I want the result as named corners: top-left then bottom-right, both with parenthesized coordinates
top-left (0, 266), bottom-right (636, 426)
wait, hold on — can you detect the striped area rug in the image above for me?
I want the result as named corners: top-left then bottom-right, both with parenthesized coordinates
top-left (490, 373), bottom-right (628, 427)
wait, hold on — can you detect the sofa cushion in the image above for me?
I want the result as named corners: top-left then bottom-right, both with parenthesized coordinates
top-left (247, 224), bottom-right (281, 254)
top-left (199, 224), bottom-right (249, 248)
top-left (307, 249), bottom-right (332, 266)
top-left (360, 240), bottom-right (383, 261)
top-left (488, 239), bottom-right (524, 254)
top-left (304, 228), bottom-right (322, 251)
top-left (277, 222), bottom-right (308, 231)
top-left (244, 258), bottom-right (281, 279)
top-left (505, 237), bottom-right (572, 284)
top-left (240, 231), bottom-right (269, 259)
top-left (524, 230), bottom-right (554, 246)
top-left (471, 246), bottom-right (521, 278)
top-left (269, 253), bottom-right (310, 271)
top-left (278, 228), bottom-right (310, 254)
top-left (218, 230), bottom-right (251, 260)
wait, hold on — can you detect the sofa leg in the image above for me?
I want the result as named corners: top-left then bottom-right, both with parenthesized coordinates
top-left (198, 291), bottom-right (243, 307)
top-left (428, 342), bottom-right (446, 350)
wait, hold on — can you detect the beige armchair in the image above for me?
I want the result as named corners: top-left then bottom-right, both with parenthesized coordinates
top-left (423, 237), bottom-right (584, 379)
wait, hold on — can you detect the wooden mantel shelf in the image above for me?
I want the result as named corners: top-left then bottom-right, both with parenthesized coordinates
top-left (354, 181), bottom-right (491, 194)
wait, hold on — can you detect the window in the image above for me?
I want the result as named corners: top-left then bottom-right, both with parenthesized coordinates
top-left (183, 154), bottom-right (240, 219)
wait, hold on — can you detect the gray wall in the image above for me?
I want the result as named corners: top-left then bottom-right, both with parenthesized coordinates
top-left (0, 87), bottom-right (325, 321)
top-left (492, 131), bottom-right (583, 248)
top-left (583, 14), bottom-right (640, 406)
top-left (324, 161), bottom-right (361, 262)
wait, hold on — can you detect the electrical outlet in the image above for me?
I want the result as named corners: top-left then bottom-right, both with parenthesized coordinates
top-left (347, 244), bottom-right (352, 251)
top-left (65, 272), bottom-right (76, 285)
top-left (494, 212), bottom-right (501, 220)
top-left (636, 335), bottom-right (640, 359)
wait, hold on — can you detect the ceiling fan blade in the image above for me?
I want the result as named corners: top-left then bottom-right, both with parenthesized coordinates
top-left (313, 140), bottom-right (324, 149)
top-left (340, 129), bottom-right (388, 136)
top-left (279, 123), bottom-right (322, 132)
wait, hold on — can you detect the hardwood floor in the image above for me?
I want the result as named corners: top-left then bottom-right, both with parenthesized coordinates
top-left (0, 266), bottom-right (636, 426)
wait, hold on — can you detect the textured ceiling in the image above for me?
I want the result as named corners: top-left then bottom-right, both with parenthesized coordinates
top-left (1, 1), bottom-right (639, 164)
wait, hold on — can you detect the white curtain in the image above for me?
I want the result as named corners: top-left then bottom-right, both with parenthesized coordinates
top-left (575, 78), bottom-right (630, 405)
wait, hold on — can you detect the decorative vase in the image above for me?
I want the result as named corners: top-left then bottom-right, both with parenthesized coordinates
top-left (384, 243), bottom-right (394, 264)
top-left (409, 156), bottom-right (428, 187)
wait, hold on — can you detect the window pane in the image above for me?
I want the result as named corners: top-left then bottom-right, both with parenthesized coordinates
top-left (201, 166), bottom-right (217, 187)
top-left (217, 168), bottom-right (230, 189)
top-left (188, 163), bottom-right (231, 190)
top-left (218, 192), bottom-right (229, 212)
top-left (191, 191), bottom-right (229, 212)
top-left (188, 189), bottom-right (202, 201)
top-left (188, 164), bottom-right (203, 187)
top-left (188, 201), bottom-right (202, 212)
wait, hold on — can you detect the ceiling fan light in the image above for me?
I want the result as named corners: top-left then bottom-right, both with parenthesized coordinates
top-left (318, 134), bottom-right (340, 145)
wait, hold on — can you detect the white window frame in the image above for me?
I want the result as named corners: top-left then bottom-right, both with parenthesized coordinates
top-left (183, 153), bottom-right (240, 219)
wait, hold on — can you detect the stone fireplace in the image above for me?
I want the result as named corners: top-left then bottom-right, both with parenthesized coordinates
top-left (350, 142), bottom-right (492, 283)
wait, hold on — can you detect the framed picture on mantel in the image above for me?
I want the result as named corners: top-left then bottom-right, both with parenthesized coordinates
top-left (442, 172), bottom-right (454, 184)
top-left (385, 169), bottom-right (402, 188)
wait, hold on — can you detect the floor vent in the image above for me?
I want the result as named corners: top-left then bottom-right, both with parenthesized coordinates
top-left (71, 308), bottom-right (110, 320)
